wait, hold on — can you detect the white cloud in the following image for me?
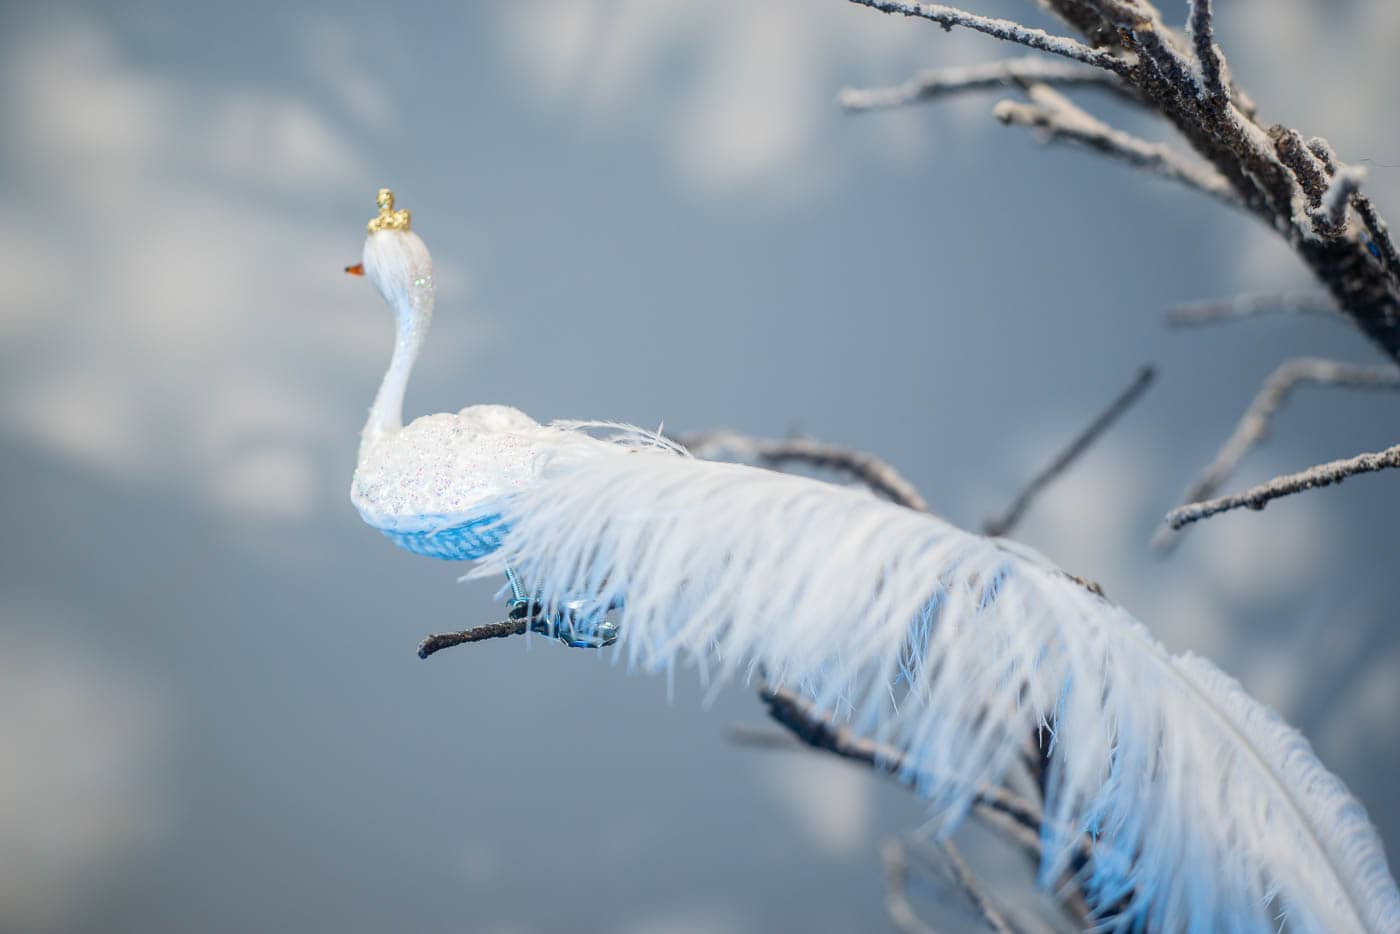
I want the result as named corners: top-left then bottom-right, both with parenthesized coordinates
top-left (1010, 429), bottom-right (1158, 587)
top-left (0, 224), bottom-right (68, 337)
top-left (207, 93), bottom-right (367, 193)
top-left (7, 22), bottom-right (172, 174)
top-left (0, 18), bottom-right (374, 523)
top-left (669, 5), bottom-right (819, 193)
top-left (763, 753), bottom-right (872, 856)
top-left (499, 0), bottom-right (940, 194)
top-left (6, 17), bottom-right (366, 198)
top-left (1316, 649), bottom-right (1400, 766)
top-left (208, 446), bottom-right (319, 520)
top-left (1, 368), bottom-right (144, 475)
top-left (305, 21), bottom-right (396, 131)
top-left (0, 623), bottom-right (169, 931)
top-left (1196, 483), bottom-right (1333, 602)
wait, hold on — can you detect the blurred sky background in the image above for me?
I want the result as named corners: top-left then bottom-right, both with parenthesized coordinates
top-left (2, 1), bottom-right (1399, 931)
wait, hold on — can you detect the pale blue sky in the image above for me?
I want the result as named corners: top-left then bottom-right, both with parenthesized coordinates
top-left (2, 1), bottom-right (1398, 931)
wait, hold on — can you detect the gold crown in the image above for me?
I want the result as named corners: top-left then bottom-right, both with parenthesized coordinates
top-left (367, 188), bottom-right (411, 233)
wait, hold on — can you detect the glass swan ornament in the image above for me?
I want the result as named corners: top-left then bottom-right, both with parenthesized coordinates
top-left (345, 189), bottom-right (1400, 933)
top-left (346, 189), bottom-right (617, 648)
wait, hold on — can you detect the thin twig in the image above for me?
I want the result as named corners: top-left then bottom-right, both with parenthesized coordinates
top-left (1355, 195), bottom-right (1400, 288)
top-left (847, 0), bottom-right (1131, 74)
top-left (910, 839), bottom-right (1018, 934)
top-left (993, 84), bottom-right (1242, 210)
top-left (1185, 0), bottom-right (1228, 102)
top-left (1321, 165), bottom-right (1367, 230)
top-left (1309, 136), bottom-right (1400, 285)
top-left (761, 691), bottom-right (1081, 926)
top-left (839, 56), bottom-right (1137, 112)
top-left (679, 431), bottom-right (930, 512)
top-left (983, 366), bottom-right (1155, 537)
top-left (759, 685), bottom-right (1044, 836)
top-left (1164, 291), bottom-right (1340, 328)
top-left (1154, 358), bottom-right (1400, 546)
top-left (728, 725), bottom-right (803, 750)
top-left (882, 840), bottom-right (939, 934)
top-left (417, 618), bottom-right (530, 658)
top-left (1272, 126), bottom-right (1336, 233)
top-left (1165, 442), bottom-right (1400, 529)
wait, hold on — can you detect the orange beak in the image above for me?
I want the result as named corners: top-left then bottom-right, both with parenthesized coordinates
top-left (344, 263), bottom-right (364, 276)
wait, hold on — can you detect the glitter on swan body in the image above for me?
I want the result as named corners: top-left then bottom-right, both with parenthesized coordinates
top-left (351, 404), bottom-right (608, 556)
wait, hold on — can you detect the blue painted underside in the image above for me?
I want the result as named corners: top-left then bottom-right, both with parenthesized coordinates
top-left (379, 513), bottom-right (508, 561)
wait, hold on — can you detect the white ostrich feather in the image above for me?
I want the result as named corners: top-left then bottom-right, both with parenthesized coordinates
top-left (470, 427), bottom-right (1400, 933)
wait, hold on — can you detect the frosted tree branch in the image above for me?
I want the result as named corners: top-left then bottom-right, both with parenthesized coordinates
top-left (847, 0), bottom-right (1131, 74)
top-left (1165, 442), bottom-right (1400, 529)
top-left (1164, 291), bottom-right (1340, 328)
top-left (839, 56), bottom-right (1137, 112)
top-left (1185, 0), bottom-right (1228, 102)
top-left (851, 0), bottom-right (1400, 364)
top-left (679, 431), bottom-right (930, 512)
top-left (1154, 358), bottom-right (1400, 546)
top-left (993, 84), bottom-right (1241, 210)
top-left (984, 365), bottom-right (1155, 537)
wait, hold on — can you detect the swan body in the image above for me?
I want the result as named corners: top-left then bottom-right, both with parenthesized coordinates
top-left (352, 404), bottom-right (575, 558)
top-left (346, 190), bottom-right (1400, 932)
top-left (347, 189), bottom-right (611, 558)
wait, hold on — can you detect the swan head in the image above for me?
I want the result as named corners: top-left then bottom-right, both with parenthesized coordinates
top-left (345, 188), bottom-right (435, 323)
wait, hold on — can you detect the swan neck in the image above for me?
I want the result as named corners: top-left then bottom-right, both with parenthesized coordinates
top-left (360, 298), bottom-right (429, 461)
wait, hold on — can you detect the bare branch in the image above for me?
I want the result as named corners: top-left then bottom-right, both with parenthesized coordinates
top-left (908, 839), bottom-right (1019, 934)
top-left (1155, 358), bottom-right (1400, 545)
top-left (848, 0), bottom-right (1131, 74)
top-left (417, 618), bottom-right (529, 658)
top-left (882, 841), bottom-right (939, 934)
top-left (839, 56), bottom-right (1137, 112)
top-left (1165, 291), bottom-right (1340, 328)
top-left (728, 724), bottom-right (805, 750)
top-left (1166, 442), bottom-right (1400, 529)
top-left (762, 687), bottom-right (1095, 923)
top-left (1185, 0), bottom-right (1228, 102)
top-left (983, 366), bottom-right (1155, 537)
top-left (993, 84), bottom-right (1242, 210)
top-left (759, 685), bottom-right (1044, 836)
top-left (679, 431), bottom-right (930, 512)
